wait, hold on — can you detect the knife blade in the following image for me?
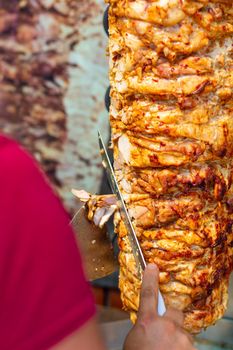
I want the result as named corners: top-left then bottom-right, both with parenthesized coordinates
top-left (98, 131), bottom-right (146, 271)
top-left (98, 131), bottom-right (166, 315)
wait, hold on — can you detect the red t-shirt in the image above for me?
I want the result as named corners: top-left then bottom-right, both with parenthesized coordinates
top-left (0, 135), bottom-right (95, 350)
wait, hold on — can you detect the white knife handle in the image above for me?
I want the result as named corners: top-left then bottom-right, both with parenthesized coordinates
top-left (158, 290), bottom-right (166, 316)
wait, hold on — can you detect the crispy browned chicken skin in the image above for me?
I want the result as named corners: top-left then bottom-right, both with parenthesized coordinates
top-left (108, 0), bottom-right (233, 334)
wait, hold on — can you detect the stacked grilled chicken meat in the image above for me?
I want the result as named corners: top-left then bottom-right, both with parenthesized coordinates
top-left (108, 0), bottom-right (233, 333)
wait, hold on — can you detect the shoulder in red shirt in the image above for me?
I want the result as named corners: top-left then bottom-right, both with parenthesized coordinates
top-left (0, 135), bottom-right (95, 350)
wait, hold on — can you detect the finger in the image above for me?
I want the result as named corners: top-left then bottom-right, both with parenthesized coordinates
top-left (138, 264), bottom-right (159, 319)
top-left (180, 329), bottom-right (194, 345)
top-left (164, 309), bottom-right (194, 344)
top-left (164, 308), bottom-right (184, 327)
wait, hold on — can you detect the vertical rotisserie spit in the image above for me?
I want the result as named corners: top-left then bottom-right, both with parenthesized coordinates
top-left (108, 0), bottom-right (233, 333)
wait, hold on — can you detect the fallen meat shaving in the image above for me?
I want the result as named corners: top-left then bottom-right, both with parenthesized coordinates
top-left (75, 0), bottom-right (233, 334)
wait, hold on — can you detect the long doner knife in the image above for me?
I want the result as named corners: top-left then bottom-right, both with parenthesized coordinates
top-left (98, 131), bottom-right (166, 316)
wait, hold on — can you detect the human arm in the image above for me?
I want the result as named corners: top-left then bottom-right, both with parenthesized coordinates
top-left (0, 137), bottom-right (106, 350)
top-left (51, 317), bottom-right (106, 350)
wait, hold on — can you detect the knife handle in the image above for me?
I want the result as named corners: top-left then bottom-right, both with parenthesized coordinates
top-left (158, 290), bottom-right (166, 316)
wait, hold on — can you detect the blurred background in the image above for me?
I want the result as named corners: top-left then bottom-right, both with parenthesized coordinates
top-left (0, 0), bottom-right (109, 214)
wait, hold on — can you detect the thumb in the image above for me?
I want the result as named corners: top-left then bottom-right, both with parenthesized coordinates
top-left (138, 264), bottom-right (159, 320)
